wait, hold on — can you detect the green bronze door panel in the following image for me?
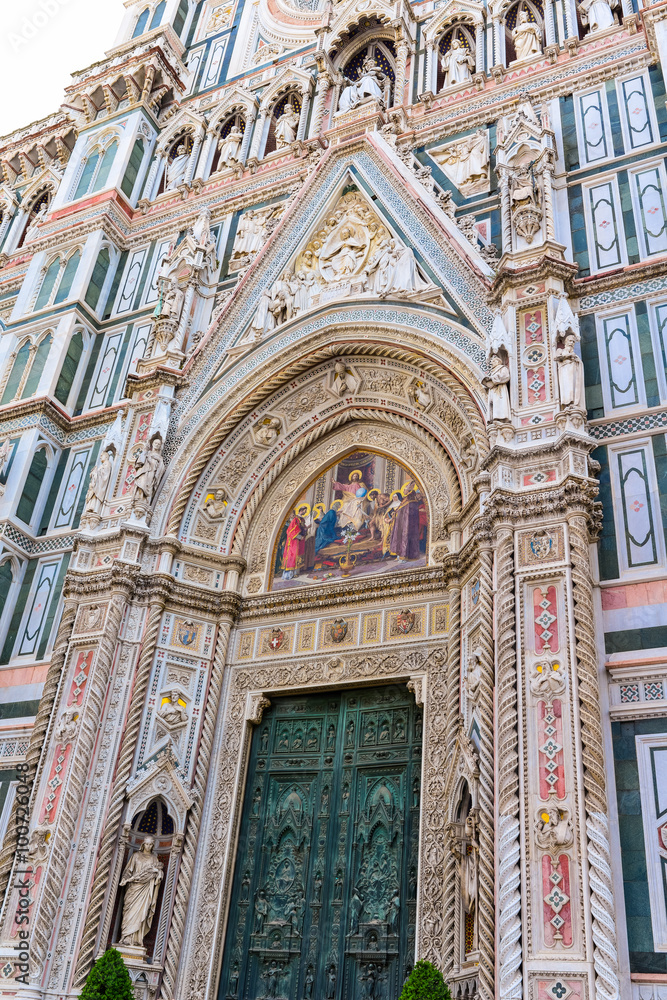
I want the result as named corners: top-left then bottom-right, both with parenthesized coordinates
top-left (218, 685), bottom-right (422, 1000)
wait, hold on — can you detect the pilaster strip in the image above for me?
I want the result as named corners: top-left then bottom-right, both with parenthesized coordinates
top-left (73, 601), bottom-right (165, 986)
top-left (162, 614), bottom-right (235, 1000)
top-left (495, 527), bottom-right (523, 1000)
top-left (442, 580), bottom-right (461, 976)
top-left (0, 599), bottom-right (77, 907)
top-left (477, 545), bottom-right (495, 1000)
top-left (569, 514), bottom-right (620, 1000)
top-left (31, 595), bottom-right (126, 981)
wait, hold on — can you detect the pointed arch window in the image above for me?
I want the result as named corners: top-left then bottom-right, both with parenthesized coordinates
top-left (0, 562), bottom-right (13, 614)
top-left (1, 343), bottom-right (31, 405)
top-left (17, 191), bottom-right (51, 251)
top-left (71, 139), bottom-right (119, 201)
top-left (72, 151), bottom-right (100, 200)
top-left (53, 250), bottom-right (81, 304)
top-left (34, 257), bottom-right (61, 311)
top-left (54, 331), bottom-right (84, 405)
top-left (21, 334), bottom-right (52, 398)
top-left (16, 448), bottom-right (49, 525)
top-left (149, 0), bottom-right (166, 29)
top-left (85, 248), bottom-right (111, 311)
top-left (132, 7), bottom-right (151, 36)
top-left (121, 138), bottom-right (146, 198)
top-left (92, 140), bottom-right (118, 192)
top-left (263, 92), bottom-right (302, 157)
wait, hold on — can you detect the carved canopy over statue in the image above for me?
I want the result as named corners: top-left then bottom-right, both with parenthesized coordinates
top-left (338, 47), bottom-right (390, 114)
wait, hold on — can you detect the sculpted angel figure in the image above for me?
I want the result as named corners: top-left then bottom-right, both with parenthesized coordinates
top-left (440, 37), bottom-right (475, 88)
top-left (119, 837), bottom-right (164, 947)
top-left (133, 437), bottom-right (165, 504)
top-left (512, 8), bottom-right (543, 61)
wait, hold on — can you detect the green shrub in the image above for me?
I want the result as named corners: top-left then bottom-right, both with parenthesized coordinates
top-left (398, 959), bottom-right (452, 1000)
top-left (80, 948), bottom-right (135, 1000)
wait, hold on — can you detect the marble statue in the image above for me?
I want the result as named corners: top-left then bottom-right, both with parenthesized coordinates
top-left (466, 647), bottom-right (483, 704)
top-left (339, 51), bottom-right (386, 113)
top-left (390, 246), bottom-right (430, 295)
top-left (165, 143), bottom-right (190, 190)
top-left (485, 351), bottom-right (511, 422)
top-left (512, 9), bottom-right (542, 61)
top-left (0, 438), bottom-right (10, 477)
top-left (275, 102), bottom-right (300, 148)
top-left (158, 690), bottom-right (188, 726)
top-left (255, 416), bottom-right (282, 445)
top-left (119, 837), bottom-right (164, 947)
top-left (433, 131), bottom-right (490, 196)
top-left (203, 487), bottom-right (229, 519)
top-left (535, 804), bottom-right (574, 851)
top-left (154, 277), bottom-right (185, 323)
top-left (555, 333), bottom-right (585, 409)
top-left (84, 449), bottom-right (113, 515)
top-left (191, 206), bottom-right (212, 246)
top-left (218, 124), bottom-right (243, 166)
top-left (234, 210), bottom-right (267, 256)
top-left (133, 437), bottom-right (165, 504)
top-left (24, 203), bottom-right (48, 243)
top-left (579, 0), bottom-right (618, 32)
top-left (440, 38), bottom-right (475, 89)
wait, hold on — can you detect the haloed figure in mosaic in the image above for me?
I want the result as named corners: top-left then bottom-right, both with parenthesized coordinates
top-left (272, 451), bottom-right (428, 589)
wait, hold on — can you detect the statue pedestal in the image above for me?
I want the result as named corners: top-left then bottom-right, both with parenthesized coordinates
top-left (136, 349), bottom-right (185, 375)
top-left (116, 945), bottom-right (162, 1000)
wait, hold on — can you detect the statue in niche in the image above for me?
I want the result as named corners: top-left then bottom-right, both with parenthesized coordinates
top-left (254, 889), bottom-right (269, 932)
top-left (485, 350), bottom-right (511, 423)
top-left (0, 438), bottom-right (10, 479)
top-left (191, 206), bottom-right (213, 247)
top-left (579, 0), bottom-right (618, 32)
top-left (158, 690), bottom-right (188, 727)
top-left (512, 8), bottom-right (543, 62)
top-left (305, 966), bottom-right (315, 998)
top-left (262, 961), bottom-right (283, 998)
top-left (509, 161), bottom-right (543, 244)
top-left (24, 202), bottom-right (48, 243)
top-left (119, 837), bottom-right (164, 947)
top-left (218, 124), bottom-right (243, 166)
top-left (440, 37), bottom-right (475, 88)
top-left (275, 101), bottom-right (300, 148)
top-left (154, 277), bottom-right (185, 324)
top-left (229, 962), bottom-right (240, 996)
top-left (555, 332), bottom-right (584, 410)
top-left (332, 359), bottom-right (359, 396)
top-left (132, 436), bottom-right (165, 505)
top-left (349, 887), bottom-right (364, 934)
top-left (234, 210), bottom-right (266, 257)
top-left (325, 965), bottom-right (337, 999)
top-left (386, 889), bottom-right (400, 933)
top-left (165, 143), bottom-right (190, 190)
top-left (339, 51), bottom-right (386, 113)
top-left (451, 813), bottom-right (478, 924)
top-left (84, 448), bottom-right (113, 516)
top-left (466, 647), bottom-right (483, 704)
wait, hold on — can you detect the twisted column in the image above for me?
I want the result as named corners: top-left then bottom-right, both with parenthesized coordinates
top-left (569, 514), bottom-right (620, 1000)
top-left (495, 527), bottom-right (523, 1000)
top-left (248, 110), bottom-right (268, 160)
top-left (30, 595), bottom-right (126, 981)
top-left (0, 600), bottom-right (77, 910)
top-left (160, 613), bottom-right (235, 1000)
top-left (424, 41), bottom-right (435, 94)
top-left (73, 601), bottom-right (165, 986)
top-left (309, 73), bottom-right (331, 138)
top-left (476, 545), bottom-right (496, 1000)
top-left (393, 41), bottom-right (409, 107)
top-left (442, 581), bottom-right (461, 976)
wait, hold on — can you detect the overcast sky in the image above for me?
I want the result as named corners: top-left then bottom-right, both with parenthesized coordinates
top-left (0, 0), bottom-right (125, 138)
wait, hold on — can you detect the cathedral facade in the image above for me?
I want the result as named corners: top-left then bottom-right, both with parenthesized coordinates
top-left (0, 0), bottom-right (664, 998)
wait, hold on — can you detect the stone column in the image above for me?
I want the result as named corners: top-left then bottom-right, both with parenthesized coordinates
top-left (144, 151), bottom-right (166, 201)
top-left (544, 0), bottom-right (557, 46)
top-left (424, 40), bottom-right (436, 94)
top-left (297, 88), bottom-right (311, 141)
top-left (499, 172), bottom-right (512, 255)
top-left (475, 23), bottom-right (485, 73)
top-left (568, 512), bottom-right (621, 1000)
top-left (195, 128), bottom-right (217, 181)
top-left (309, 73), bottom-right (331, 138)
top-left (542, 161), bottom-right (556, 242)
top-left (393, 40), bottom-right (409, 106)
top-left (495, 526), bottom-right (523, 1000)
top-left (476, 541), bottom-right (495, 1000)
top-left (248, 109), bottom-right (268, 160)
top-left (27, 583), bottom-right (130, 982)
top-left (493, 18), bottom-right (503, 66)
top-left (161, 601), bottom-right (239, 1000)
top-left (239, 113), bottom-right (254, 164)
top-left (563, 0), bottom-right (576, 39)
top-left (441, 574), bottom-right (461, 976)
top-left (0, 599), bottom-right (78, 905)
top-left (184, 129), bottom-right (204, 186)
top-left (73, 594), bottom-right (168, 986)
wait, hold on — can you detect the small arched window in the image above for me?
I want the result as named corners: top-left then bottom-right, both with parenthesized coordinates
top-left (54, 331), bottom-right (84, 405)
top-left (85, 248), bottom-right (111, 311)
top-left (1, 343), bottom-right (31, 404)
top-left (92, 140), bottom-right (118, 193)
top-left (121, 138), bottom-right (146, 198)
top-left (21, 334), bottom-right (52, 399)
top-left (16, 448), bottom-right (49, 525)
top-left (0, 562), bottom-right (13, 612)
top-left (53, 250), bottom-right (81, 304)
top-left (34, 257), bottom-right (61, 311)
top-left (73, 151), bottom-right (100, 201)
top-left (149, 0), bottom-right (166, 29)
top-left (133, 7), bottom-right (151, 36)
